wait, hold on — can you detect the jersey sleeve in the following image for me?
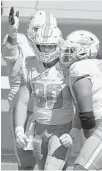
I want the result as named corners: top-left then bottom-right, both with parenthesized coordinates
top-left (2, 34), bottom-right (19, 62)
top-left (2, 33), bottom-right (35, 62)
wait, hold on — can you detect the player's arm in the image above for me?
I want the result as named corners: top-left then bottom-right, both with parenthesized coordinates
top-left (71, 93), bottom-right (81, 130)
top-left (2, 7), bottom-right (25, 105)
top-left (15, 83), bottom-right (30, 127)
top-left (14, 82), bottom-right (31, 148)
top-left (59, 86), bottom-right (81, 148)
top-left (72, 77), bottom-right (95, 138)
top-left (72, 108), bottom-right (81, 130)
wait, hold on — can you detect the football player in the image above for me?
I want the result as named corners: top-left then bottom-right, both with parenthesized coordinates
top-left (60, 30), bottom-right (102, 170)
top-left (14, 23), bottom-right (76, 170)
top-left (2, 7), bottom-right (57, 170)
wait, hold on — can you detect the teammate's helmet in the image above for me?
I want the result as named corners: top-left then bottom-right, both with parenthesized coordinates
top-left (60, 30), bottom-right (100, 67)
top-left (35, 24), bottom-right (63, 63)
top-left (26, 10), bottom-right (57, 43)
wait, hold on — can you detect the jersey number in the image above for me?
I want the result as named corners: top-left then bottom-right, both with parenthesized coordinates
top-left (32, 82), bottom-right (63, 109)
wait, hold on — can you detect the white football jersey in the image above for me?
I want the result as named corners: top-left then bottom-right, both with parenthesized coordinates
top-left (30, 63), bottom-right (74, 125)
top-left (69, 59), bottom-right (102, 120)
top-left (2, 33), bottom-right (75, 124)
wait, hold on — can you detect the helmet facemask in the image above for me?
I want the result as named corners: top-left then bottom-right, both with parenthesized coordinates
top-left (36, 44), bottom-right (61, 64)
top-left (60, 42), bottom-right (89, 67)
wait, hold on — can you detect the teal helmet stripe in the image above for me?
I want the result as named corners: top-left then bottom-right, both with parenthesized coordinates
top-left (43, 11), bottom-right (51, 42)
top-left (45, 11), bottom-right (50, 24)
top-left (43, 24), bottom-right (51, 43)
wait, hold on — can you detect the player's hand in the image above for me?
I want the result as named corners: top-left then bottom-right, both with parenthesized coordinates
top-left (15, 126), bottom-right (29, 148)
top-left (9, 7), bottom-right (19, 37)
top-left (59, 133), bottom-right (73, 148)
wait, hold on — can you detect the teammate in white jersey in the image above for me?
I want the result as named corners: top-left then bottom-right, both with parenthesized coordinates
top-left (14, 23), bottom-right (76, 170)
top-left (60, 30), bottom-right (102, 170)
top-left (2, 7), bottom-right (57, 170)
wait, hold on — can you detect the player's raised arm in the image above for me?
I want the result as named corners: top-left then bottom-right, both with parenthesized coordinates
top-left (2, 7), bottom-right (19, 62)
top-left (2, 7), bottom-right (26, 105)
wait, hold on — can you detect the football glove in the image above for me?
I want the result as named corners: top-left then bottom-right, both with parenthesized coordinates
top-left (9, 7), bottom-right (19, 38)
top-left (59, 133), bottom-right (73, 148)
top-left (15, 126), bottom-right (29, 149)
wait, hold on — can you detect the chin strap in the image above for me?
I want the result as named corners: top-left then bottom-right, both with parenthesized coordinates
top-left (43, 57), bottom-right (60, 69)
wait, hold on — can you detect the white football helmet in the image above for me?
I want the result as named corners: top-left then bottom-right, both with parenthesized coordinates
top-left (35, 24), bottom-right (63, 63)
top-left (26, 10), bottom-right (57, 43)
top-left (60, 30), bottom-right (100, 67)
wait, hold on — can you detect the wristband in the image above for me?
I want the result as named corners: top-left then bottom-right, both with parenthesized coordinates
top-left (7, 35), bottom-right (17, 45)
top-left (15, 126), bottom-right (24, 137)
